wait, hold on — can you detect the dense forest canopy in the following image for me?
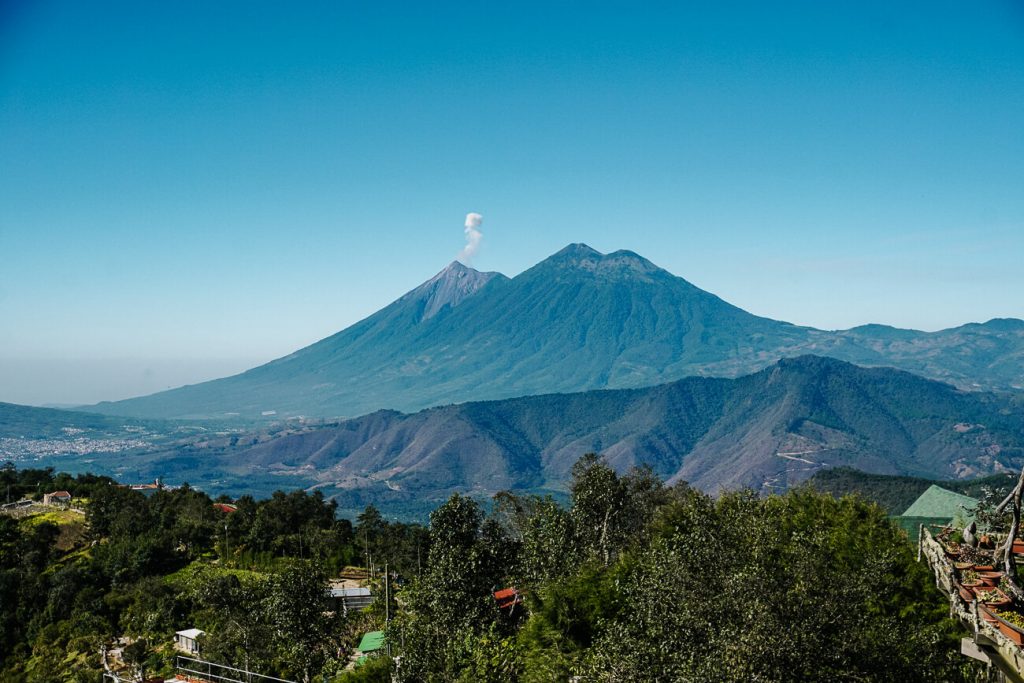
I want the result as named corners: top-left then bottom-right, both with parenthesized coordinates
top-left (0, 460), bottom-right (985, 682)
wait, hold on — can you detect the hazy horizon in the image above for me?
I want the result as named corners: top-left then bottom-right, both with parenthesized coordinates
top-left (2, 243), bottom-right (1022, 407)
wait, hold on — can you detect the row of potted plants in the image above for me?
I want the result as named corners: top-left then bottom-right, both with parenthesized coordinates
top-left (945, 533), bottom-right (1024, 647)
top-left (944, 535), bottom-right (1024, 561)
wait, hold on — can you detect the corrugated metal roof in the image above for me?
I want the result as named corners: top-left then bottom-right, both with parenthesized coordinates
top-left (902, 485), bottom-right (978, 520)
top-left (357, 630), bottom-right (385, 653)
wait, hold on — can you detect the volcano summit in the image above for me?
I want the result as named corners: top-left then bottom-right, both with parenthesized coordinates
top-left (92, 244), bottom-right (1024, 420)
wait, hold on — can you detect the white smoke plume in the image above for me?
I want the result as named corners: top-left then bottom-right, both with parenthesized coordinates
top-left (458, 212), bottom-right (483, 264)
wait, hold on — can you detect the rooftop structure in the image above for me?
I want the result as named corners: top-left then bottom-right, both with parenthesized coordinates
top-left (173, 656), bottom-right (296, 683)
top-left (903, 485), bottom-right (978, 521)
top-left (493, 587), bottom-right (523, 611)
top-left (43, 490), bottom-right (72, 506)
top-left (330, 586), bottom-right (373, 616)
top-left (174, 628), bottom-right (204, 655)
top-left (357, 630), bottom-right (385, 654)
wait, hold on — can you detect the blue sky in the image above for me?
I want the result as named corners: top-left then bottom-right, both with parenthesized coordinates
top-left (1, 1), bottom-right (1023, 405)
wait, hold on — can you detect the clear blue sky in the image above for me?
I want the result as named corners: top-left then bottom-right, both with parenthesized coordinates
top-left (1, 1), bottom-right (1022, 405)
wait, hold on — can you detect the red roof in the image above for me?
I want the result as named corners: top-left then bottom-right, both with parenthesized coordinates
top-left (213, 503), bottom-right (238, 513)
top-left (48, 491), bottom-right (71, 498)
top-left (493, 587), bottom-right (521, 609)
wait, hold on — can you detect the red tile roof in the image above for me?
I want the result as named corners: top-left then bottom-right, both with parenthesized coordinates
top-left (493, 587), bottom-right (521, 609)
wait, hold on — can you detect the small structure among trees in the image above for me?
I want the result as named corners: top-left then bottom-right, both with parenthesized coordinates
top-left (330, 586), bottom-right (372, 616)
top-left (174, 628), bottom-right (204, 655)
top-left (355, 631), bottom-right (385, 666)
top-left (899, 485), bottom-right (980, 542)
top-left (493, 587), bottom-right (522, 613)
top-left (42, 490), bottom-right (71, 507)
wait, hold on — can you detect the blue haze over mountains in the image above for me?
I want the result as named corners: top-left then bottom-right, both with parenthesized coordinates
top-left (92, 244), bottom-right (1024, 420)
top-left (5, 242), bottom-right (1016, 513)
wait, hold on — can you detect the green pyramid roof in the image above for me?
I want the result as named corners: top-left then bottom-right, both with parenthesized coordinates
top-left (901, 485), bottom-right (978, 520)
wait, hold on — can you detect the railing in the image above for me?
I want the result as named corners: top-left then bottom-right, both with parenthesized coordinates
top-left (175, 656), bottom-right (296, 683)
top-left (919, 525), bottom-right (1024, 683)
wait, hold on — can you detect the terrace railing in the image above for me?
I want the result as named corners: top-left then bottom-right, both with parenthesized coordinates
top-left (174, 656), bottom-right (297, 683)
top-left (920, 525), bottom-right (1024, 683)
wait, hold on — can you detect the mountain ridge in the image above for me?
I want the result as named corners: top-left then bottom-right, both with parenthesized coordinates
top-left (90, 244), bottom-right (1024, 420)
top-left (119, 356), bottom-right (1024, 509)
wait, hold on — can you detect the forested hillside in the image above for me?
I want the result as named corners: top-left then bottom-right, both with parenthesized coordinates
top-left (109, 356), bottom-right (1024, 518)
top-left (0, 461), bottom-right (987, 682)
top-left (0, 465), bottom-right (425, 682)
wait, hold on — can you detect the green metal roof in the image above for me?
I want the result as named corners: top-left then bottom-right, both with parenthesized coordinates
top-left (901, 485), bottom-right (978, 521)
top-left (893, 516), bottom-right (957, 544)
top-left (357, 630), bottom-right (385, 653)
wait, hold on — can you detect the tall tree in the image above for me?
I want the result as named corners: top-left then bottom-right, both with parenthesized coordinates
top-left (578, 487), bottom-right (964, 681)
top-left (394, 494), bottom-right (510, 682)
top-left (266, 561), bottom-right (339, 683)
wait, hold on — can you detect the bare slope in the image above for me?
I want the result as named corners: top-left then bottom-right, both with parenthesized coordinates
top-left (173, 357), bottom-right (1024, 507)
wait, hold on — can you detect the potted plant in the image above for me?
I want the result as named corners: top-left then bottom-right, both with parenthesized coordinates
top-left (974, 587), bottom-right (1013, 608)
top-left (994, 609), bottom-right (1024, 646)
top-left (980, 604), bottom-right (1001, 625)
top-left (977, 570), bottom-right (1005, 587)
top-left (961, 569), bottom-right (985, 588)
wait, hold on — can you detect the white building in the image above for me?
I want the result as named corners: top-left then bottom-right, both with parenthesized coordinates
top-left (174, 628), bottom-right (204, 655)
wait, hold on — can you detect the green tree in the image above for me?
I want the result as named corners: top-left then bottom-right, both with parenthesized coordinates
top-left (266, 561), bottom-right (340, 683)
top-left (394, 494), bottom-right (510, 682)
top-left (190, 571), bottom-right (274, 675)
top-left (357, 505), bottom-right (385, 567)
top-left (569, 454), bottom-right (666, 566)
top-left (122, 638), bottom-right (151, 679)
top-left (517, 497), bottom-right (574, 587)
top-left (578, 487), bottom-right (968, 681)
top-left (85, 484), bottom-right (148, 539)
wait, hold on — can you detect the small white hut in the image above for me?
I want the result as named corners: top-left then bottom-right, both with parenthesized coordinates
top-left (174, 628), bottom-right (204, 655)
